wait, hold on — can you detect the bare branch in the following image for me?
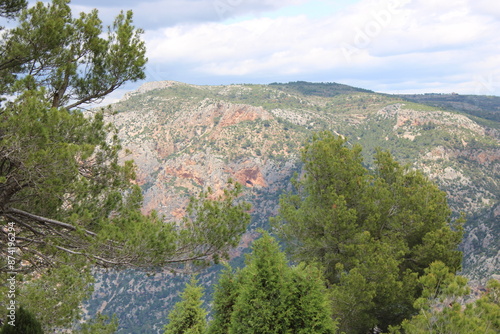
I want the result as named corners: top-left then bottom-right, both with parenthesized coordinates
top-left (65, 84), bottom-right (120, 110)
top-left (5, 207), bottom-right (97, 237)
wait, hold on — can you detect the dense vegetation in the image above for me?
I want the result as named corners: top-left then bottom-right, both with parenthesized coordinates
top-left (269, 81), bottom-right (373, 97)
top-left (0, 307), bottom-right (43, 334)
top-left (391, 262), bottom-right (500, 334)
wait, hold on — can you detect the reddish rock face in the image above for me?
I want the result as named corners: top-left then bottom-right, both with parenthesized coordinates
top-left (233, 166), bottom-right (267, 188)
top-left (217, 104), bottom-right (271, 127)
top-left (164, 165), bottom-right (205, 186)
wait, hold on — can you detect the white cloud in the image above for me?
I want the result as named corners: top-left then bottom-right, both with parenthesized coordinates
top-left (59, 0), bottom-right (500, 95)
top-left (146, 11), bottom-right (368, 78)
top-left (148, 0), bottom-right (499, 94)
top-left (69, 0), bottom-right (310, 29)
top-left (468, 0), bottom-right (500, 20)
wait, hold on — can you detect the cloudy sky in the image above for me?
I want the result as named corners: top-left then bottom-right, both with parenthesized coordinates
top-left (66, 0), bottom-right (500, 103)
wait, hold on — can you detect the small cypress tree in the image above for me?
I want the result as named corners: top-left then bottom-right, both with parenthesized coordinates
top-left (206, 232), bottom-right (337, 334)
top-left (228, 233), bottom-right (292, 334)
top-left (164, 277), bottom-right (207, 334)
top-left (0, 306), bottom-right (44, 334)
top-left (77, 313), bottom-right (118, 334)
top-left (287, 263), bottom-right (338, 334)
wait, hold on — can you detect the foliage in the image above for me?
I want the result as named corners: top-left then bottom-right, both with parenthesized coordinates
top-left (273, 131), bottom-right (464, 333)
top-left (206, 232), bottom-right (337, 334)
top-left (389, 262), bottom-right (500, 334)
top-left (177, 181), bottom-right (252, 267)
top-left (0, 0), bottom-right (147, 271)
top-left (0, 0), bottom-right (251, 331)
top-left (0, 0), bottom-right (251, 273)
top-left (76, 313), bottom-right (118, 334)
top-left (0, 0), bottom-right (147, 108)
top-left (0, 306), bottom-right (43, 334)
top-left (205, 265), bottom-right (241, 334)
top-left (15, 263), bottom-right (93, 329)
top-left (0, 0), bottom-right (26, 19)
top-left (164, 277), bottom-right (207, 334)
top-left (269, 81), bottom-right (373, 97)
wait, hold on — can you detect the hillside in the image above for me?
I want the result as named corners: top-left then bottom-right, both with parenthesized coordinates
top-left (397, 93), bottom-right (500, 123)
top-left (87, 81), bottom-right (499, 333)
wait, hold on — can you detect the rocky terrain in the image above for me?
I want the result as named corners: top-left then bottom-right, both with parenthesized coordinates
top-left (87, 81), bottom-right (499, 332)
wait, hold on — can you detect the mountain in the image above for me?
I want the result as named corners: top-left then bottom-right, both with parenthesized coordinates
top-left (87, 81), bottom-right (499, 333)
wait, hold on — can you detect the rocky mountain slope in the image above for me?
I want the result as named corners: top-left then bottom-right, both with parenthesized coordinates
top-left (88, 81), bottom-right (499, 332)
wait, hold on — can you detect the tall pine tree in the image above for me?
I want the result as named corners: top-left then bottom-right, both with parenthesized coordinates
top-left (273, 131), bottom-right (464, 333)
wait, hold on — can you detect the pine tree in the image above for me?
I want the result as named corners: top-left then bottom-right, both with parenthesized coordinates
top-left (273, 131), bottom-right (464, 333)
top-left (0, 1), bottom-right (251, 331)
top-left (0, 0), bottom-right (26, 19)
top-left (164, 277), bottom-right (207, 334)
